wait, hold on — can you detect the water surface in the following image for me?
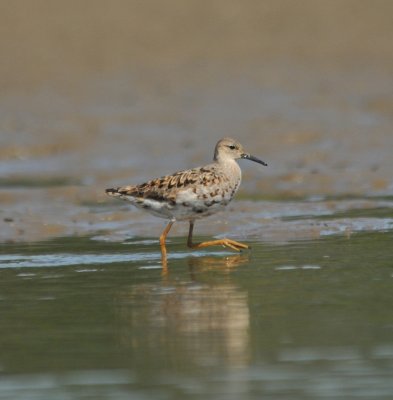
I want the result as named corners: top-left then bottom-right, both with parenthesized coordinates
top-left (1, 231), bottom-right (392, 399)
top-left (1, 3), bottom-right (392, 398)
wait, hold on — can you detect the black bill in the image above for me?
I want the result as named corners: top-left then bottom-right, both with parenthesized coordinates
top-left (241, 153), bottom-right (268, 166)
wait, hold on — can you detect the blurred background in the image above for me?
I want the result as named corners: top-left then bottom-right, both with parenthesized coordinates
top-left (1, 0), bottom-right (392, 241)
top-left (1, 3), bottom-right (393, 399)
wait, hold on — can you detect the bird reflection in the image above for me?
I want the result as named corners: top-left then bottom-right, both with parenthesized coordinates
top-left (188, 253), bottom-right (250, 269)
top-left (162, 252), bottom-right (250, 276)
top-left (115, 254), bottom-right (251, 369)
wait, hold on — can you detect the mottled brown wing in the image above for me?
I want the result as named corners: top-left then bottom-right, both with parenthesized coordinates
top-left (113, 166), bottom-right (222, 203)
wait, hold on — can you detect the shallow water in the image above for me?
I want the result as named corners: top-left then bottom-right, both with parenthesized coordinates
top-left (1, 3), bottom-right (393, 398)
top-left (0, 230), bottom-right (392, 400)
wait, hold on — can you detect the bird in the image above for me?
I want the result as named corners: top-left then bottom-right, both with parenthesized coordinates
top-left (105, 137), bottom-right (267, 264)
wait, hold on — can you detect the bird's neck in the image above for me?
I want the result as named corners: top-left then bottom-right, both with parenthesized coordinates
top-left (215, 157), bottom-right (241, 180)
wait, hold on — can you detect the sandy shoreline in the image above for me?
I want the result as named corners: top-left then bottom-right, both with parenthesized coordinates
top-left (1, 1), bottom-right (392, 242)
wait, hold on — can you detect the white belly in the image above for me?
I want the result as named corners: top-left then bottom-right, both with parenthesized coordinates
top-left (131, 196), bottom-right (229, 221)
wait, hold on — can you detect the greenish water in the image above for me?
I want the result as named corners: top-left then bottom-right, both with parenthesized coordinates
top-left (0, 231), bottom-right (392, 399)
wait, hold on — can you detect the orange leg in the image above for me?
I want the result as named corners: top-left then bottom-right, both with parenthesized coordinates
top-left (187, 221), bottom-right (250, 252)
top-left (159, 220), bottom-right (174, 267)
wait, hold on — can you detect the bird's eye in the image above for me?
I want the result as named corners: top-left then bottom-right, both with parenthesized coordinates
top-left (228, 145), bottom-right (236, 150)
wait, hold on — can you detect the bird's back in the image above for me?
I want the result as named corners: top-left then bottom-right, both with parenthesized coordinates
top-left (106, 161), bottom-right (241, 221)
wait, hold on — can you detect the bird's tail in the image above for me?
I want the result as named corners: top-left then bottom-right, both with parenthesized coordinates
top-left (105, 187), bottom-right (122, 197)
top-left (105, 186), bottom-right (138, 201)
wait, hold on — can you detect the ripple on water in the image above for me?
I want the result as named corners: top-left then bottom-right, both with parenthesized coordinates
top-left (0, 251), bottom-right (235, 269)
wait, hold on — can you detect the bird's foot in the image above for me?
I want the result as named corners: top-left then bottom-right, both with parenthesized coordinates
top-left (188, 238), bottom-right (250, 252)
